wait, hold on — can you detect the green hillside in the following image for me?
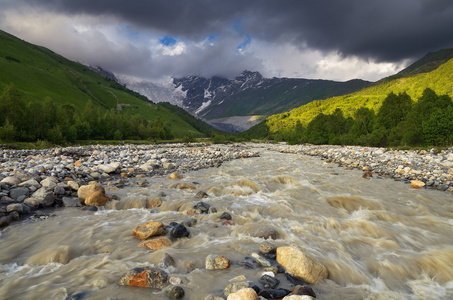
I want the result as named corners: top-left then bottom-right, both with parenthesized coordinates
top-left (262, 56), bottom-right (453, 135)
top-left (0, 30), bottom-right (207, 140)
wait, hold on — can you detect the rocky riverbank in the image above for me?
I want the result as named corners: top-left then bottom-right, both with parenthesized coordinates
top-left (2, 142), bottom-right (453, 229)
top-left (273, 144), bottom-right (453, 192)
top-left (0, 143), bottom-right (259, 228)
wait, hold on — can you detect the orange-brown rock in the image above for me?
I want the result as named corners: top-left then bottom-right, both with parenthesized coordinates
top-left (133, 221), bottom-right (167, 240)
top-left (277, 244), bottom-right (328, 284)
top-left (205, 254), bottom-right (230, 269)
top-left (85, 191), bottom-right (109, 206)
top-left (410, 180), bottom-right (425, 189)
top-left (146, 198), bottom-right (163, 209)
top-left (117, 267), bottom-right (168, 288)
top-left (139, 237), bottom-right (172, 250)
top-left (169, 172), bottom-right (183, 180)
top-left (121, 172), bottom-right (129, 178)
top-left (78, 183), bottom-right (105, 204)
top-left (176, 183), bottom-right (196, 190)
top-left (74, 160), bottom-right (83, 167)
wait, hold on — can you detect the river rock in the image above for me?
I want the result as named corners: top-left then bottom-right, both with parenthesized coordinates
top-left (146, 198), bottom-right (163, 209)
top-left (167, 286), bottom-right (185, 299)
top-left (133, 221), bottom-right (167, 240)
top-left (32, 187), bottom-right (55, 207)
top-left (40, 177), bottom-right (58, 189)
top-left (260, 241), bottom-right (277, 254)
top-left (194, 201), bottom-right (210, 214)
top-left (78, 183), bottom-right (105, 204)
top-left (85, 191), bottom-right (109, 206)
top-left (288, 285), bottom-right (317, 298)
top-left (259, 274), bottom-right (280, 289)
top-left (224, 281), bottom-right (250, 297)
top-left (98, 163), bottom-right (120, 174)
top-left (67, 181), bottom-right (79, 191)
top-left (23, 197), bottom-right (40, 207)
top-left (255, 226), bottom-right (279, 240)
top-left (0, 215), bottom-right (12, 227)
top-left (205, 254), bottom-right (231, 269)
top-left (220, 212), bottom-right (232, 220)
top-left (163, 162), bottom-right (176, 169)
top-left (227, 288), bottom-right (259, 300)
top-left (62, 197), bottom-right (81, 207)
top-left (169, 172), bottom-right (183, 180)
top-left (176, 183), bottom-right (196, 190)
top-left (139, 237), bottom-right (172, 250)
top-left (158, 253), bottom-right (176, 269)
top-left (1, 177), bottom-right (20, 185)
top-left (170, 224), bottom-right (190, 238)
top-left (9, 187), bottom-right (30, 200)
top-left (18, 179), bottom-right (41, 189)
top-left (7, 203), bottom-right (23, 214)
top-left (117, 267), bottom-right (168, 288)
top-left (410, 180), bottom-right (425, 189)
top-left (251, 253), bottom-right (272, 267)
top-left (196, 191), bottom-right (209, 198)
top-left (277, 245), bottom-right (328, 284)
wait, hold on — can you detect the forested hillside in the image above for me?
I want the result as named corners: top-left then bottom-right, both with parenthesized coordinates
top-left (0, 30), bottom-right (212, 144)
top-left (247, 56), bottom-right (453, 147)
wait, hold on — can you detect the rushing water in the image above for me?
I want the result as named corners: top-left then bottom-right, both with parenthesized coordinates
top-left (1, 148), bottom-right (452, 300)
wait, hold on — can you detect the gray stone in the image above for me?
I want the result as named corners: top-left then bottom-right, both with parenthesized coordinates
top-left (62, 197), bottom-right (81, 207)
top-left (9, 187), bottom-right (30, 200)
top-left (0, 215), bottom-right (12, 227)
top-left (32, 187), bottom-right (55, 207)
top-left (223, 281), bottom-right (249, 297)
top-left (7, 203), bottom-right (23, 214)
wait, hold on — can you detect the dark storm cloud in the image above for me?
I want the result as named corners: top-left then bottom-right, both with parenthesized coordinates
top-left (7, 0), bottom-right (453, 63)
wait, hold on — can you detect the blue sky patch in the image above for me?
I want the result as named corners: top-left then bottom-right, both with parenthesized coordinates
top-left (237, 34), bottom-right (251, 50)
top-left (160, 35), bottom-right (178, 46)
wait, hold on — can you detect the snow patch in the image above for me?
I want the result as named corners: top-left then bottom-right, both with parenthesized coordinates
top-left (195, 100), bottom-right (211, 114)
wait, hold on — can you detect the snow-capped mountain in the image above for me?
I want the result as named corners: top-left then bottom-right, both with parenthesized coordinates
top-left (112, 69), bottom-right (371, 132)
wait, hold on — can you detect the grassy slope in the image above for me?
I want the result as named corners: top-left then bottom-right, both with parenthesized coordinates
top-left (0, 30), bottom-right (202, 137)
top-left (264, 57), bottom-right (453, 134)
top-left (202, 78), bottom-right (370, 120)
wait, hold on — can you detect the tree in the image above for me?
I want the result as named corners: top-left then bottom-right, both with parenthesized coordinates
top-left (375, 92), bottom-right (412, 130)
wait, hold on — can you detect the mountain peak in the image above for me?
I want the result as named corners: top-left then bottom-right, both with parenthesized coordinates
top-left (236, 70), bottom-right (263, 81)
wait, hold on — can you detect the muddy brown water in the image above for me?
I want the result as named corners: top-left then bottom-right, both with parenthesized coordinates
top-left (1, 149), bottom-right (452, 300)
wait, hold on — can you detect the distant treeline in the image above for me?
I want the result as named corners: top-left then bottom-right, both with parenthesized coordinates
top-left (278, 88), bottom-right (453, 147)
top-left (0, 84), bottom-right (173, 143)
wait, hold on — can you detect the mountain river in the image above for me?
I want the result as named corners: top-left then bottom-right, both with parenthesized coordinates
top-left (0, 147), bottom-right (452, 299)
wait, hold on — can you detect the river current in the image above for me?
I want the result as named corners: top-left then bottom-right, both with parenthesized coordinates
top-left (0, 148), bottom-right (452, 299)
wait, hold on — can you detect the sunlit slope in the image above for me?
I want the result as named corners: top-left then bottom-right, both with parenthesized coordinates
top-left (265, 57), bottom-right (453, 134)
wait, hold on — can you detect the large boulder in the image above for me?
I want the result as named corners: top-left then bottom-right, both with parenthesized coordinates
top-left (117, 267), bottom-right (168, 288)
top-left (78, 183), bottom-right (105, 204)
top-left (85, 191), bottom-right (109, 206)
top-left (133, 221), bottom-right (167, 240)
top-left (277, 244), bottom-right (328, 284)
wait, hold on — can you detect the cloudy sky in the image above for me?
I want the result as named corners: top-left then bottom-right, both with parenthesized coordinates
top-left (1, 0), bottom-right (453, 82)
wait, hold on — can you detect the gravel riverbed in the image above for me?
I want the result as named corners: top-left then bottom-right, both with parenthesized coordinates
top-left (1, 142), bottom-right (452, 229)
